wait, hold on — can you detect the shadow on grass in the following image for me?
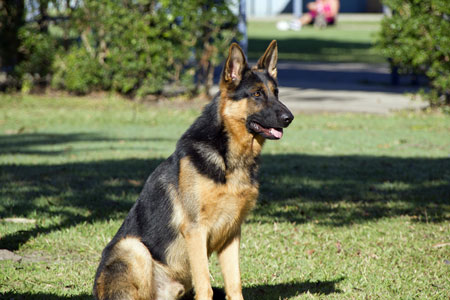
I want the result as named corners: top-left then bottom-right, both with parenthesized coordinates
top-left (181, 278), bottom-right (344, 300)
top-left (0, 157), bottom-right (163, 251)
top-left (0, 134), bottom-right (449, 250)
top-left (0, 278), bottom-right (343, 299)
top-left (255, 154), bottom-right (449, 225)
top-left (242, 278), bottom-right (344, 299)
top-left (248, 37), bottom-right (374, 62)
top-left (178, 277), bottom-right (345, 300)
top-left (0, 292), bottom-right (92, 300)
top-left (0, 133), bottom-right (173, 155)
top-left (244, 37), bottom-right (425, 93)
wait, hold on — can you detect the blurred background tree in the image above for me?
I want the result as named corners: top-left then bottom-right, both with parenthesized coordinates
top-left (0, 0), bottom-right (238, 98)
top-left (378, 0), bottom-right (450, 107)
top-left (0, 0), bottom-right (26, 88)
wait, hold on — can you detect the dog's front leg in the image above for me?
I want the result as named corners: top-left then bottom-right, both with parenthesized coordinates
top-left (218, 232), bottom-right (244, 300)
top-left (185, 225), bottom-right (213, 300)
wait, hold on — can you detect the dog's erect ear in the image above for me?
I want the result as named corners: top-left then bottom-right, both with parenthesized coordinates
top-left (223, 43), bottom-right (247, 86)
top-left (257, 40), bottom-right (278, 78)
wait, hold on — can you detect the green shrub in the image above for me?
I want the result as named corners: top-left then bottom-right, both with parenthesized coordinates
top-left (69, 0), bottom-right (237, 98)
top-left (70, 0), bottom-right (173, 96)
top-left (189, 1), bottom-right (239, 96)
top-left (378, 0), bottom-right (450, 106)
top-left (52, 47), bottom-right (106, 94)
top-left (8, 0), bottom-right (237, 97)
top-left (15, 23), bottom-right (57, 87)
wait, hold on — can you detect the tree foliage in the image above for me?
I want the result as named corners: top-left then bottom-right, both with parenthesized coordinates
top-left (378, 0), bottom-right (450, 106)
top-left (1, 0), bottom-right (238, 97)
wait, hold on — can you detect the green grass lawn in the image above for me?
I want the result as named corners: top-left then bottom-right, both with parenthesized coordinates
top-left (1, 95), bottom-right (449, 299)
top-left (248, 19), bottom-right (384, 63)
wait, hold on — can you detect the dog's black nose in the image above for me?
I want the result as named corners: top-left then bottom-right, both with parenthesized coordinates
top-left (281, 111), bottom-right (294, 127)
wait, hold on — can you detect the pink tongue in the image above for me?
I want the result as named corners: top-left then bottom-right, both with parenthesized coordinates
top-left (269, 128), bottom-right (283, 139)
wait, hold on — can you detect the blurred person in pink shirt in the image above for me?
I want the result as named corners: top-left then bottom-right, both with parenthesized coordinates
top-left (277, 0), bottom-right (340, 31)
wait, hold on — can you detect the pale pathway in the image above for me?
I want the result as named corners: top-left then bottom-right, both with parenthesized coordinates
top-left (212, 62), bottom-right (427, 114)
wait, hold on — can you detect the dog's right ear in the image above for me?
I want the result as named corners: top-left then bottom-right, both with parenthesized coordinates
top-left (222, 43), bottom-right (247, 86)
top-left (257, 40), bottom-right (278, 79)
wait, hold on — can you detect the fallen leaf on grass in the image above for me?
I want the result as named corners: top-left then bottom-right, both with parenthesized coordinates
top-left (306, 249), bottom-right (315, 256)
top-left (273, 222), bottom-right (278, 231)
top-left (369, 253), bottom-right (379, 259)
top-left (2, 217), bottom-right (36, 224)
top-left (63, 146), bottom-right (73, 152)
top-left (377, 143), bottom-right (390, 149)
top-left (127, 179), bottom-right (143, 187)
top-left (336, 241), bottom-right (342, 253)
top-left (4, 127), bottom-right (26, 135)
top-left (432, 242), bottom-right (450, 248)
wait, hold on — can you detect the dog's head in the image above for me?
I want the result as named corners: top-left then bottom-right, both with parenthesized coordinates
top-left (219, 40), bottom-right (293, 140)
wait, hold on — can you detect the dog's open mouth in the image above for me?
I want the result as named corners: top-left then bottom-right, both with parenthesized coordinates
top-left (249, 121), bottom-right (283, 140)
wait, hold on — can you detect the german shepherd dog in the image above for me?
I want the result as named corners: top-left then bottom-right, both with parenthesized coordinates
top-left (93, 40), bottom-right (293, 300)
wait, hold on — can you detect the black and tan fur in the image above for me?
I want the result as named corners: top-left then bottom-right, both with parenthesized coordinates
top-left (93, 40), bottom-right (293, 300)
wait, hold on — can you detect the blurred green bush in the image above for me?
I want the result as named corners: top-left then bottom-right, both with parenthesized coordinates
top-left (2, 0), bottom-right (237, 97)
top-left (16, 23), bottom-right (57, 85)
top-left (378, 0), bottom-right (450, 106)
top-left (51, 46), bottom-right (106, 94)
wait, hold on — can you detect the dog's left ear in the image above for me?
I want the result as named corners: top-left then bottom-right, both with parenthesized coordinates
top-left (257, 40), bottom-right (278, 79)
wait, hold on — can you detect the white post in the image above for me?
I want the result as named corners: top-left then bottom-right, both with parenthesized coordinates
top-left (293, 0), bottom-right (303, 18)
top-left (238, 0), bottom-right (248, 55)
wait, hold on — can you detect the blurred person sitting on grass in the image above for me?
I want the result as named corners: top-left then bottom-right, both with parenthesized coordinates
top-left (277, 0), bottom-right (340, 31)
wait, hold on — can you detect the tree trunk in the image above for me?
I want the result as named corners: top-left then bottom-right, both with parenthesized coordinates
top-left (195, 31), bottom-right (217, 99)
top-left (0, 0), bottom-right (25, 75)
top-left (38, 0), bottom-right (49, 33)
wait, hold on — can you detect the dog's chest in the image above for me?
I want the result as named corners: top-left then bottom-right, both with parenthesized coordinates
top-left (200, 168), bottom-right (258, 251)
top-left (178, 156), bottom-right (258, 251)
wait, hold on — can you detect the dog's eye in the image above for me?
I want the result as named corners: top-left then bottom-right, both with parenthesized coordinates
top-left (252, 91), bottom-right (262, 98)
